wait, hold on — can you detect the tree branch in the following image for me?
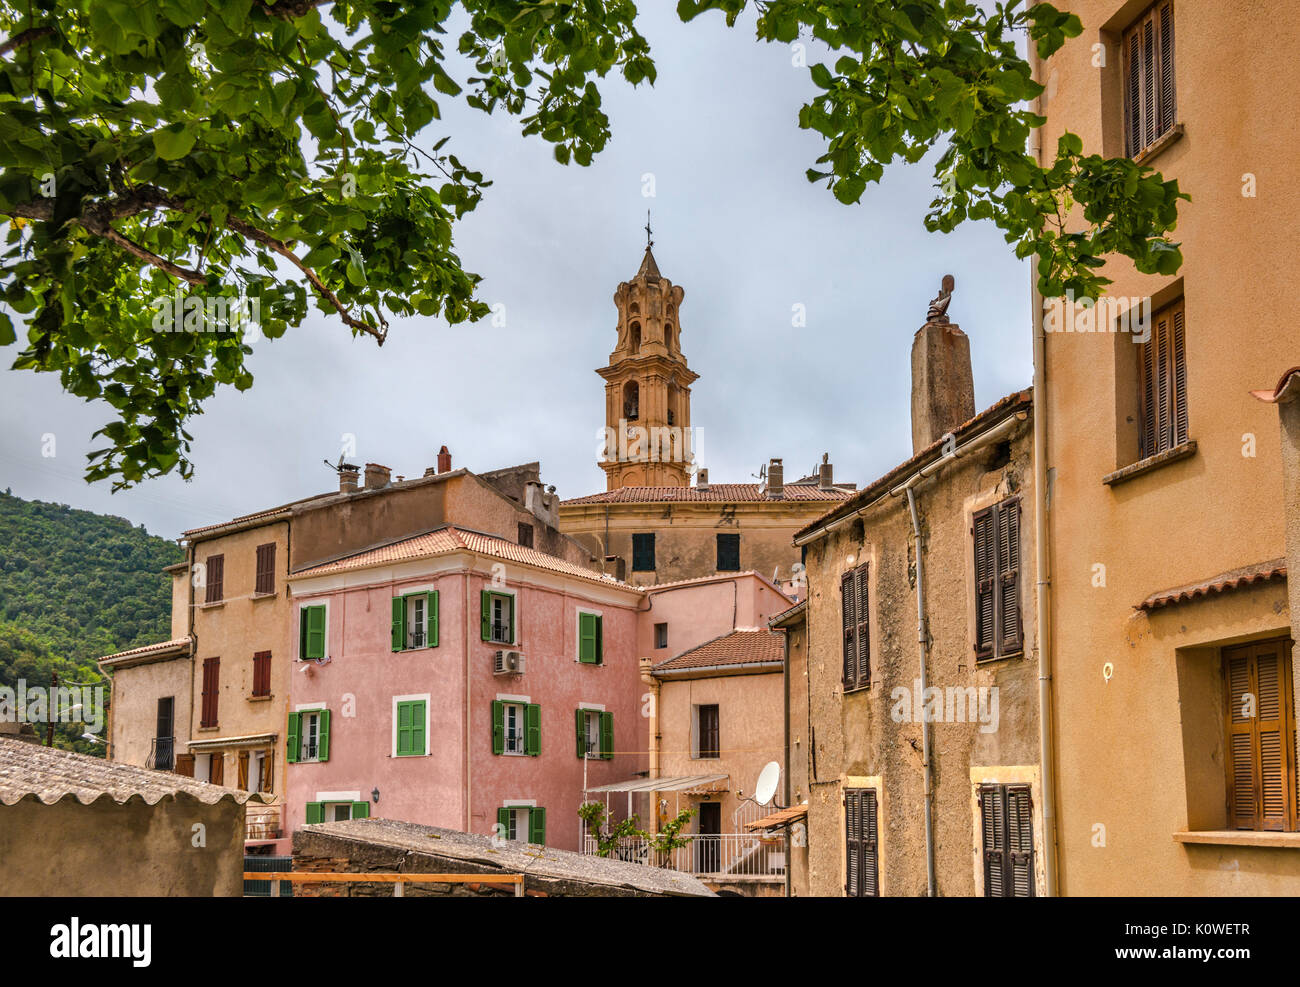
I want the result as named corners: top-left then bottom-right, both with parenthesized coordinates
top-left (0, 25), bottom-right (55, 58)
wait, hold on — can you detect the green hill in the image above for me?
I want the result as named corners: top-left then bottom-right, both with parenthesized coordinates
top-left (0, 489), bottom-right (182, 753)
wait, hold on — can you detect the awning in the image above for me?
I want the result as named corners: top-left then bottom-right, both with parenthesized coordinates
top-left (585, 774), bottom-right (728, 795)
top-left (743, 803), bottom-right (808, 832)
top-left (187, 733), bottom-right (277, 752)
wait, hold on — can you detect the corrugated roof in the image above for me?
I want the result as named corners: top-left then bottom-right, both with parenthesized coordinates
top-left (652, 628), bottom-right (785, 673)
top-left (292, 525), bottom-right (636, 590)
top-left (98, 638), bottom-right (191, 667)
top-left (1138, 558), bottom-right (1287, 612)
top-left (584, 774), bottom-right (729, 794)
top-left (0, 738), bottom-right (265, 807)
top-left (744, 803), bottom-right (808, 832)
top-left (562, 483), bottom-right (854, 506)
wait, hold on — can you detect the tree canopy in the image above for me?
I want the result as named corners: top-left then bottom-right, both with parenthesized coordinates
top-left (0, 0), bottom-right (1184, 488)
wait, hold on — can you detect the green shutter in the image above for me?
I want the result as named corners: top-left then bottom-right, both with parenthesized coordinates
top-left (286, 711), bottom-right (300, 764)
top-left (306, 802), bottom-right (324, 824)
top-left (497, 806), bottom-right (510, 838)
top-left (526, 703), bottom-right (541, 756)
top-left (299, 608), bottom-right (308, 661)
top-left (529, 806), bottom-right (546, 845)
top-left (507, 594), bottom-right (516, 644)
top-left (304, 605), bottom-right (326, 660)
top-left (595, 614), bottom-right (603, 663)
top-left (351, 801), bottom-right (369, 819)
top-left (480, 590), bottom-right (491, 640)
top-left (600, 711), bottom-right (614, 760)
top-left (492, 700), bottom-right (505, 755)
top-left (396, 701), bottom-right (412, 755)
top-left (397, 701), bottom-right (425, 756)
top-left (427, 591), bottom-right (439, 647)
top-left (412, 700), bottom-right (426, 755)
top-left (317, 709), bottom-right (331, 761)
top-left (391, 597), bottom-right (405, 651)
top-left (575, 708), bottom-right (586, 759)
top-left (579, 612), bottom-right (597, 663)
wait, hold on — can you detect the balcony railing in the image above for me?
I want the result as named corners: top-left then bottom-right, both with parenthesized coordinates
top-left (147, 736), bottom-right (174, 771)
top-left (581, 832), bottom-right (786, 878)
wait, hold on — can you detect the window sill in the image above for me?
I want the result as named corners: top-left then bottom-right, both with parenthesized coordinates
top-left (198, 600), bottom-right (226, 611)
top-left (247, 694), bottom-right (273, 703)
top-left (1132, 123), bottom-right (1184, 166)
top-left (1173, 830), bottom-right (1300, 849)
top-left (196, 725), bottom-right (219, 733)
top-left (975, 650), bottom-right (1025, 666)
top-left (1102, 440), bottom-right (1197, 487)
top-left (251, 592), bottom-right (277, 601)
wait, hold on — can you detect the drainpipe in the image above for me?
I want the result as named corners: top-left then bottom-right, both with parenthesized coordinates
top-left (782, 626), bottom-right (792, 898)
top-left (464, 570), bottom-right (473, 833)
top-left (904, 487), bottom-right (937, 897)
top-left (1029, 37), bottom-right (1060, 899)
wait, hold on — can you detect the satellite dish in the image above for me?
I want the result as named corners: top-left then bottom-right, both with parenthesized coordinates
top-left (754, 761), bottom-right (780, 807)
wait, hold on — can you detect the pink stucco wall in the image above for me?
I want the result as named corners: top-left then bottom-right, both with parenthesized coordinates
top-left (285, 558), bottom-right (645, 851)
top-left (639, 573), bottom-right (794, 662)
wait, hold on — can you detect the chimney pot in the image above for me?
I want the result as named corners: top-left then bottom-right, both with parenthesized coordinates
top-left (818, 458), bottom-right (834, 490)
top-left (696, 468), bottom-right (709, 491)
top-left (767, 458), bottom-right (784, 499)
top-left (339, 465), bottom-right (360, 494)
top-left (364, 462), bottom-right (391, 490)
top-left (437, 445), bottom-right (452, 474)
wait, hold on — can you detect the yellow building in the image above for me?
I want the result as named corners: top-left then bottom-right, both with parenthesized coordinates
top-left (1036, 0), bottom-right (1300, 893)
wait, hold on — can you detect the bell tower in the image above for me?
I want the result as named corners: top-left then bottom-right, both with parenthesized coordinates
top-left (597, 241), bottom-right (698, 490)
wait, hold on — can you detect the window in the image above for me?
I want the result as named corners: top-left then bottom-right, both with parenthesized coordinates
top-left (1123, 1), bottom-right (1176, 158)
top-left (654, 622), bottom-right (668, 650)
top-left (841, 564), bottom-right (870, 690)
top-left (517, 522), bottom-right (534, 548)
top-left (1137, 298), bottom-right (1188, 459)
top-left (305, 800), bottom-right (369, 824)
top-left (973, 498), bottom-right (1023, 661)
top-left (480, 590), bottom-right (515, 645)
top-left (694, 704), bottom-right (720, 759)
top-left (153, 698), bottom-right (174, 771)
top-left (979, 784), bottom-right (1035, 897)
top-left (845, 788), bottom-right (879, 897)
top-left (207, 751), bottom-right (225, 786)
top-left (252, 651), bottom-right (271, 697)
top-left (575, 708), bottom-right (613, 760)
top-left (632, 533), bottom-right (656, 572)
top-left (493, 700), bottom-right (540, 756)
top-left (578, 611), bottom-right (603, 664)
top-left (1224, 638), bottom-right (1298, 832)
top-left (716, 533), bottom-right (740, 571)
top-left (392, 591), bottom-right (439, 650)
top-left (257, 748), bottom-right (273, 793)
top-left (200, 657), bottom-right (220, 728)
top-left (287, 708), bottom-right (331, 763)
top-left (299, 604), bottom-right (326, 660)
top-left (254, 543), bottom-right (276, 595)
top-left (623, 380), bottom-right (639, 420)
top-left (395, 699), bottom-right (427, 757)
top-left (204, 554), bottom-right (224, 604)
top-left (497, 805), bottom-right (546, 844)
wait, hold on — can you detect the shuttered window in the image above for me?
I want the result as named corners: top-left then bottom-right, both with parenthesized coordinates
top-left (493, 700), bottom-right (541, 756)
top-left (1138, 298), bottom-right (1189, 459)
top-left (844, 788), bottom-right (879, 897)
top-left (697, 704), bottom-right (720, 759)
top-left (632, 533), bottom-right (656, 572)
top-left (578, 611), bottom-right (603, 664)
top-left (841, 564), bottom-right (870, 690)
top-left (1123, 1), bottom-right (1176, 157)
top-left (204, 554), bottom-right (224, 604)
top-left (299, 604), bottom-right (327, 660)
top-left (1224, 638), bottom-right (1298, 832)
top-left (395, 700), bottom-right (427, 757)
top-left (200, 656), bottom-right (220, 727)
top-left (716, 533), bottom-right (740, 572)
top-left (980, 784), bottom-right (1035, 897)
top-left (480, 591), bottom-right (515, 644)
top-left (252, 651), bottom-right (271, 697)
top-left (392, 591), bottom-right (439, 650)
top-left (973, 498), bottom-right (1023, 660)
top-left (254, 543), bottom-right (276, 596)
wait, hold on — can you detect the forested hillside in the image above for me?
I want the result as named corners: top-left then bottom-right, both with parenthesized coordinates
top-left (0, 490), bottom-right (182, 753)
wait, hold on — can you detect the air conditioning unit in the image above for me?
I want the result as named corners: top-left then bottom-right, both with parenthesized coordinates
top-left (494, 650), bottom-right (525, 675)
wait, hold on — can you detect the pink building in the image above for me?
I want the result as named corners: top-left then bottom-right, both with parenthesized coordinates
top-left (284, 526), bottom-right (645, 851)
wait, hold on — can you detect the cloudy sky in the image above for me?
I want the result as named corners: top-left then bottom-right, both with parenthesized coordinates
top-left (0, 5), bottom-right (1030, 541)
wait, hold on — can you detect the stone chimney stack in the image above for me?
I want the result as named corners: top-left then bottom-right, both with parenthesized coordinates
top-left (818, 455), bottom-right (834, 490)
top-left (364, 462), bottom-right (391, 490)
top-left (767, 458), bottom-right (784, 499)
top-left (911, 274), bottom-right (975, 454)
top-left (339, 464), bottom-right (360, 493)
top-left (437, 445), bottom-right (452, 474)
top-left (696, 468), bottom-right (709, 491)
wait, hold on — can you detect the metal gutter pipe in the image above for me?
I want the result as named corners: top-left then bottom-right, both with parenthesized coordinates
top-left (905, 486), bottom-right (937, 897)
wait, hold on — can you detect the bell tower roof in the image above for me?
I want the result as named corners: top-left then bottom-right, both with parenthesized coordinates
top-left (634, 245), bottom-right (661, 282)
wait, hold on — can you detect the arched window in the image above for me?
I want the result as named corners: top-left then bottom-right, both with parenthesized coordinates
top-left (629, 321), bottom-right (641, 353)
top-left (667, 381), bottom-right (679, 426)
top-left (623, 380), bottom-right (639, 421)
top-left (664, 323), bottom-right (674, 349)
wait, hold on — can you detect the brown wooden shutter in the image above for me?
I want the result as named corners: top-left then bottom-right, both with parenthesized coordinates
top-left (844, 788), bottom-right (879, 897)
top-left (973, 507), bottom-right (996, 659)
top-left (260, 748), bottom-right (274, 792)
top-left (237, 751), bottom-right (250, 790)
top-left (1125, 28), bottom-right (1142, 157)
top-left (200, 656), bottom-right (220, 727)
top-left (1123, 2), bottom-right (1176, 156)
top-left (845, 789), bottom-right (861, 896)
top-left (252, 651), bottom-right (271, 697)
top-left (855, 565), bottom-right (871, 688)
top-left (1139, 319), bottom-right (1158, 458)
top-left (209, 751), bottom-right (224, 786)
top-left (255, 543), bottom-right (275, 595)
top-left (1006, 786), bottom-right (1035, 897)
top-left (841, 571), bottom-right (857, 688)
top-left (1171, 302), bottom-right (1188, 446)
top-left (997, 499), bottom-right (1023, 654)
top-left (1157, 2), bottom-right (1176, 135)
top-left (1224, 638), bottom-right (1298, 832)
top-left (204, 554), bottom-right (224, 604)
top-left (861, 789), bottom-right (879, 897)
top-left (1138, 298), bottom-right (1187, 458)
top-left (980, 784), bottom-right (1006, 897)
top-left (1225, 648), bottom-right (1257, 829)
top-left (174, 753), bottom-right (195, 777)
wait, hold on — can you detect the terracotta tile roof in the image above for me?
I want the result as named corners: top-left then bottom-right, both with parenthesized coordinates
top-left (1250, 366), bottom-right (1300, 404)
top-left (181, 506), bottom-right (292, 539)
top-left (652, 629), bottom-right (785, 674)
top-left (1138, 558), bottom-right (1287, 612)
top-left (796, 388), bottom-right (1033, 539)
top-left (292, 526), bottom-right (635, 589)
top-left (744, 803), bottom-right (809, 832)
top-left (98, 638), bottom-right (191, 666)
top-left (0, 737), bottom-right (264, 807)
top-left (562, 483), bottom-right (854, 506)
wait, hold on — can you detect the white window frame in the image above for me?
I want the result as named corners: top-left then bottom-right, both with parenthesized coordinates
top-left (574, 606), bottom-right (605, 664)
top-left (487, 588), bottom-right (517, 645)
top-left (405, 593), bottom-right (428, 650)
top-left (295, 701), bottom-right (327, 763)
top-left (502, 799), bottom-right (536, 842)
top-left (502, 701), bottom-right (526, 756)
top-left (392, 693), bottom-right (431, 758)
top-left (295, 599), bottom-right (331, 661)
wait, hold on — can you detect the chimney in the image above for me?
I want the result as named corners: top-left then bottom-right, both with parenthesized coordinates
top-left (696, 468), bottom-right (709, 491)
top-left (339, 465), bottom-right (360, 493)
top-left (605, 555), bottom-right (627, 581)
top-left (767, 458), bottom-right (784, 499)
top-left (818, 455), bottom-right (834, 490)
top-left (364, 462), bottom-right (391, 490)
top-left (911, 276), bottom-right (975, 454)
top-left (437, 445), bottom-right (452, 474)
